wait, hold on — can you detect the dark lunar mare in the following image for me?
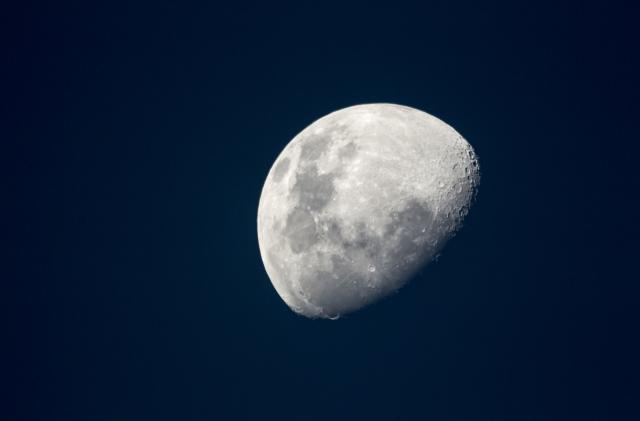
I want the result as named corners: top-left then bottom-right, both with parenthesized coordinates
top-left (299, 254), bottom-right (376, 318)
top-left (299, 133), bottom-right (331, 161)
top-left (282, 207), bottom-right (317, 253)
top-left (380, 199), bottom-right (441, 287)
top-left (295, 199), bottom-right (445, 316)
top-left (277, 127), bottom-right (453, 317)
top-left (291, 166), bottom-right (335, 212)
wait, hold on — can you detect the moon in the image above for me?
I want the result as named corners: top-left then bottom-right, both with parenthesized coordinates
top-left (257, 103), bottom-right (479, 319)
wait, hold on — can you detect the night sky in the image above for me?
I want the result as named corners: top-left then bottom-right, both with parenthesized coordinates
top-left (5, 1), bottom-right (639, 420)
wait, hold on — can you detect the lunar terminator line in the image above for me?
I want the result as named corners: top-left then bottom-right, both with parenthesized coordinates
top-left (257, 103), bottom-right (479, 319)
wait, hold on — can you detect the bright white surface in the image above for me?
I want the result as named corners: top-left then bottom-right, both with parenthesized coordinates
top-left (258, 104), bottom-right (479, 318)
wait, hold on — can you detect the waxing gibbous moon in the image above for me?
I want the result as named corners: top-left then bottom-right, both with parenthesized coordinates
top-left (257, 103), bottom-right (479, 319)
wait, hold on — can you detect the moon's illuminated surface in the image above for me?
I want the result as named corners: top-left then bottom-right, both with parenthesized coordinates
top-left (257, 103), bottom-right (479, 319)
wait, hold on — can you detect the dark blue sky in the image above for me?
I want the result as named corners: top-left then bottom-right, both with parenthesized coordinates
top-left (5, 1), bottom-right (639, 420)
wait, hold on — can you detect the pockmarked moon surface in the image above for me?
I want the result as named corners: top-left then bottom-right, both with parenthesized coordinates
top-left (257, 104), bottom-right (480, 319)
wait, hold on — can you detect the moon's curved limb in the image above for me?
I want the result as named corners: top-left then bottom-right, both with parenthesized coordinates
top-left (257, 104), bottom-right (480, 319)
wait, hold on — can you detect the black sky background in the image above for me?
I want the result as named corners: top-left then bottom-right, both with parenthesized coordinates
top-left (4, 1), bottom-right (640, 420)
